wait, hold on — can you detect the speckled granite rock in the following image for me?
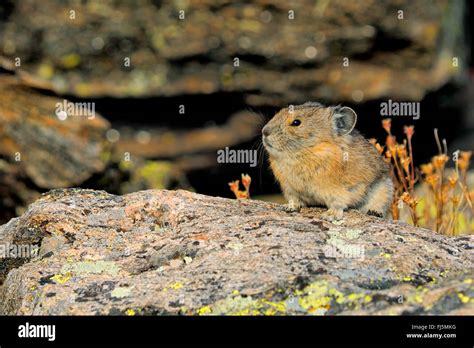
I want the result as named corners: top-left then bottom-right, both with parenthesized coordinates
top-left (0, 188), bottom-right (472, 315)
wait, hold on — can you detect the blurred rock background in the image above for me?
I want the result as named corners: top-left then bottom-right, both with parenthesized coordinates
top-left (0, 0), bottom-right (472, 224)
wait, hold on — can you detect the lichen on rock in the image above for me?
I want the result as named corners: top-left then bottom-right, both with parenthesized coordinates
top-left (0, 188), bottom-right (472, 315)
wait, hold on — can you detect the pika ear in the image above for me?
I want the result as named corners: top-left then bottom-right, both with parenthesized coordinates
top-left (332, 106), bottom-right (357, 136)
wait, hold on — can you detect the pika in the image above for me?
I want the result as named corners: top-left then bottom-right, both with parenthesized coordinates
top-left (262, 102), bottom-right (394, 221)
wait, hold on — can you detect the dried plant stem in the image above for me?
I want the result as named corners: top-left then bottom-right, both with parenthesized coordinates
top-left (392, 153), bottom-right (410, 193)
top-left (435, 168), bottom-right (444, 233)
top-left (434, 128), bottom-right (442, 154)
top-left (407, 136), bottom-right (416, 194)
top-left (376, 122), bottom-right (472, 235)
top-left (433, 129), bottom-right (446, 233)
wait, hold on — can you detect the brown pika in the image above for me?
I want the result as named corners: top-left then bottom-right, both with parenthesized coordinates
top-left (262, 102), bottom-right (394, 221)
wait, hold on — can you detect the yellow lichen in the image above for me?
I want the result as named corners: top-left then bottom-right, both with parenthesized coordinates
top-left (298, 281), bottom-right (332, 314)
top-left (125, 309), bottom-right (136, 316)
top-left (168, 282), bottom-right (184, 290)
top-left (440, 271), bottom-right (449, 277)
top-left (346, 293), bottom-right (362, 302)
top-left (328, 287), bottom-right (344, 304)
top-left (406, 287), bottom-right (429, 305)
top-left (194, 280), bottom-right (377, 316)
top-left (75, 83), bottom-right (91, 97)
top-left (261, 299), bottom-right (286, 313)
top-left (61, 53), bottom-right (81, 68)
top-left (201, 293), bottom-right (288, 316)
top-left (119, 159), bottom-right (134, 171)
top-left (197, 306), bottom-right (212, 315)
top-left (458, 293), bottom-right (470, 304)
top-left (299, 296), bottom-right (331, 314)
top-left (37, 63), bottom-right (54, 79)
top-left (51, 272), bottom-right (72, 284)
top-left (138, 161), bottom-right (173, 189)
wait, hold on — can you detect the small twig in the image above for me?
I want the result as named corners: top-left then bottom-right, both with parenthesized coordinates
top-left (434, 129), bottom-right (442, 155)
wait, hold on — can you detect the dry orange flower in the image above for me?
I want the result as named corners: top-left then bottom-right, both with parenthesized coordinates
top-left (396, 144), bottom-right (407, 158)
top-left (228, 174), bottom-right (252, 199)
top-left (403, 125), bottom-right (415, 141)
top-left (447, 175), bottom-right (458, 188)
top-left (420, 163), bottom-right (434, 175)
top-left (432, 154), bottom-right (449, 169)
top-left (401, 157), bottom-right (410, 173)
top-left (241, 173), bottom-right (251, 191)
top-left (425, 174), bottom-right (439, 190)
top-left (382, 118), bottom-right (392, 134)
top-left (458, 151), bottom-right (472, 172)
top-left (386, 135), bottom-right (396, 148)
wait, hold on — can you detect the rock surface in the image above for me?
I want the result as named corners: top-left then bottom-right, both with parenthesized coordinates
top-left (0, 0), bottom-right (465, 104)
top-left (115, 110), bottom-right (262, 158)
top-left (0, 75), bottom-right (113, 223)
top-left (0, 75), bottom-right (111, 189)
top-left (0, 189), bottom-right (472, 315)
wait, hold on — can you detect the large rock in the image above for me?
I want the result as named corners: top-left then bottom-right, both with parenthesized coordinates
top-left (0, 75), bottom-right (111, 189)
top-left (0, 189), bottom-right (472, 315)
top-left (0, 75), bottom-right (111, 223)
top-left (0, 0), bottom-right (465, 104)
top-left (115, 110), bottom-right (262, 158)
top-left (0, 159), bottom-right (40, 223)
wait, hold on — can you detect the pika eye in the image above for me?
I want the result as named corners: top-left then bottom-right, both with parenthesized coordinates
top-left (291, 119), bottom-right (301, 127)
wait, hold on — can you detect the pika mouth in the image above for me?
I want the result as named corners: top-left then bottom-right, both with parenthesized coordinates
top-left (262, 136), bottom-right (272, 149)
top-left (263, 137), bottom-right (280, 154)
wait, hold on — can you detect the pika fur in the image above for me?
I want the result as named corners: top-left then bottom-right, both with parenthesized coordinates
top-left (262, 102), bottom-right (394, 221)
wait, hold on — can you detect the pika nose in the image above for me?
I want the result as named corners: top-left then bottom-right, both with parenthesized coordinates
top-left (262, 125), bottom-right (271, 137)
